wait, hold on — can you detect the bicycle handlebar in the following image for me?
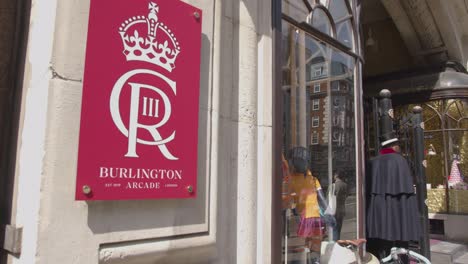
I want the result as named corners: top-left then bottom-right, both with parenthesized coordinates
top-left (381, 247), bottom-right (431, 264)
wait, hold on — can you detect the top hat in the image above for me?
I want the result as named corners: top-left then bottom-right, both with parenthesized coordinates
top-left (380, 131), bottom-right (398, 147)
top-left (379, 89), bottom-right (398, 147)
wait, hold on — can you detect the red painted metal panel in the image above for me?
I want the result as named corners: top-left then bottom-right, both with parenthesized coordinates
top-left (76, 0), bottom-right (202, 200)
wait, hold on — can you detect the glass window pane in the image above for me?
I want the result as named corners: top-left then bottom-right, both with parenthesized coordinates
top-left (280, 21), bottom-right (357, 263)
top-left (329, 0), bottom-right (350, 21)
top-left (425, 131), bottom-right (448, 213)
top-left (336, 20), bottom-right (353, 49)
top-left (395, 102), bottom-right (447, 215)
top-left (446, 130), bottom-right (468, 214)
top-left (423, 103), bottom-right (441, 131)
top-left (445, 99), bottom-right (468, 214)
top-left (319, 0), bottom-right (328, 6)
top-left (330, 50), bottom-right (356, 240)
top-left (312, 8), bottom-right (333, 36)
top-left (446, 99), bottom-right (466, 128)
top-left (282, 0), bottom-right (310, 23)
top-left (396, 99), bottom-right (468, 216)
top-left (461, 119), bottom-right (468, 129)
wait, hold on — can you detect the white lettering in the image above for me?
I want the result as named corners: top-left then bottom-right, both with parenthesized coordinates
top-left (110, 167), bottom-right (117, 178)
top-left (127, 168), bottom-right (135, 179)
top-left (125, 181), bottom-right (161, 189)
top-left (155, 99), bottom-right (160, 118)
top-left (167, 170), bottom-right (174, 179)
top-left (99, 167), bottom-right (183, 180)
top-left (142, 169), bottom-right (150, 179)
top-left (150, 169), bottom-right (158, 179)
top-left (119, 168), bottom-right (128, 178)
top-left (99, 167), bottom-right (109, 178)
top-left (109, 69), bottom-right (178, 160)
top-left (148, 96), bottom-right (154, 117)
top-left (143, 97), bottom-right (148, 116)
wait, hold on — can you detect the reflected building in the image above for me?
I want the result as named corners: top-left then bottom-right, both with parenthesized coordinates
top-left (282, 45), bottom-right (355, 189)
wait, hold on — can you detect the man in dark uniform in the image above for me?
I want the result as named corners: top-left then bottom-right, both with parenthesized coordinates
top-left (366, 136), bottom-right (420, 263)
top-left (366, 90), bottom-right (420, 263)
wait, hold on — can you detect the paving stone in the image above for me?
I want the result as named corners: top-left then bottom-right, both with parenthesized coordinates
top-left (431, 241), bottom-right (465, 255)
top-left (431, 240), bottom-right (468, 264)
top-left (455, 252), bottom-right (468, 264)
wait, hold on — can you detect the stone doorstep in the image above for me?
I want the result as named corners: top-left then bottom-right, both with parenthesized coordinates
top-left (431, 241), bottom-right (467, 264)
top-left (431, 252), bottom-right (453, 264)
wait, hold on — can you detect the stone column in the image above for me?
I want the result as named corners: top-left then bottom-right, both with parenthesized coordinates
top-left (236, 1), bottom-right (259, 263)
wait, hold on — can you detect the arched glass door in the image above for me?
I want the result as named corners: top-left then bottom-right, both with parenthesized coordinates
top-left (276, 0), bottom-right (363, 262)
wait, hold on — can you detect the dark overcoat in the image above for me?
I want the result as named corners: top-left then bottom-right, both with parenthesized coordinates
top-left (366, 151), bottom-right (420, 241)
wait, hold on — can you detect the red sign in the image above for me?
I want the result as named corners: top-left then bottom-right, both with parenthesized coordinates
top-left (75, 0), bottom-right (202, 200)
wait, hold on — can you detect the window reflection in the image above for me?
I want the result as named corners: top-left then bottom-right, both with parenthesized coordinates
top-left (336, 20), bottom-right (353, 49)
top-left (318, 0), bottom-right (328, 6)
top-left (329, 0), bottom-right (350, 22)
top-left (282, 0), bottom-right (356, 49)
top-left (312, 8), bottom-right (333, 36)
top-left (282, 0), bottom-right (311, 23)
top-left (281, 22), bottom-right (356, 263)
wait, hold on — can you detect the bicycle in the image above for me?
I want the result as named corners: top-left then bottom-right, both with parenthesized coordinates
top-left (381, 247), bottom-right (431, 264)
top-left (336, 239), bottom-right (431, 264)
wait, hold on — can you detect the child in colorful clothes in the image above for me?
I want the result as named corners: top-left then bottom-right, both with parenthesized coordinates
top-left (288, 147), bottom-right (332, 253)
top-left (296, 170), bottom-right (324, 252)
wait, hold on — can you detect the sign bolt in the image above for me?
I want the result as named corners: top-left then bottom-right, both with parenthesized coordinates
top-left (82, 185), bottom-right (92, 195)
top-left (193, 12), bottom-right (200, 20)
top-left (187, 185), bottom-right (194, 194)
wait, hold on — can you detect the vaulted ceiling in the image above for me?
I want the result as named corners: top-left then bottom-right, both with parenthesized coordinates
top-left (362, 0), bottom-right (468, 78)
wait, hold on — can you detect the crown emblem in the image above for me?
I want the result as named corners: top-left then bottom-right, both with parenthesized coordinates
top-left (119, 2), bottom-right (180, 72)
